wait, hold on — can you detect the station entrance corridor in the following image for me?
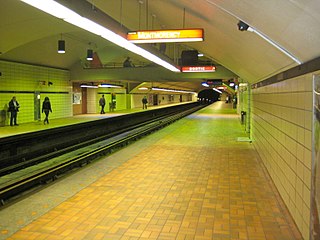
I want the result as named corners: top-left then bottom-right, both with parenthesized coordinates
top-left (0, 101), bottom-right (302, 240)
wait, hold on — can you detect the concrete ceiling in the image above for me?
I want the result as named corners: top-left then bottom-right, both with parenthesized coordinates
top-left (1, 0), bottom-right (320, 92)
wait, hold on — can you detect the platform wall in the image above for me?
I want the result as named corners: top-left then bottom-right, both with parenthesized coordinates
top-left (252, 72), bottom-right (314, 239)
top-left (0, 60), bottom-right (72, 125)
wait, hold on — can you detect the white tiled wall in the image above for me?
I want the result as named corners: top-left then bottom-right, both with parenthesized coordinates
top-left (0, 60), bottom-right (72, 125)
top-left (252, 74), bottom-right (313, 239)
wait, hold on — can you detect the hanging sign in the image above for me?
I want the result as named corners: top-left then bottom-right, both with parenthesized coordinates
top-left (127, 28), bottom-right (204, 43)
top-left (181, 66), bottom-right (216, 72)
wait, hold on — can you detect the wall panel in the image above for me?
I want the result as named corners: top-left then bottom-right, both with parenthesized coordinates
top-left (252, 74), bottom-right (313, 239)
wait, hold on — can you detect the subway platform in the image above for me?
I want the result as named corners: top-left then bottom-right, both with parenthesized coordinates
top-left (0, 102), bottom-right (185, 139)
top-left (0, 101), bottom-right (302, 240)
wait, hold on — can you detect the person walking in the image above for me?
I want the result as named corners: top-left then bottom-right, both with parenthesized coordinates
top-left (99, 94), bottom-right (106, 114)
top-left (8, 96), bottom-right (20, 126)
top-left (42, 97), bottom-right (52, 124)
top-left (142, 96), bottom-right (148, 109)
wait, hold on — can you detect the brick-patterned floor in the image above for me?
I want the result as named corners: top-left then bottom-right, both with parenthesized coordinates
top-left (1, 102), bottom-right (303, 239)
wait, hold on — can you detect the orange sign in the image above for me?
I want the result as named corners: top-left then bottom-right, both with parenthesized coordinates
top-left (181, 66), bottom-right (216, 72)
top-left (127, 29), bottom-right (204, 43)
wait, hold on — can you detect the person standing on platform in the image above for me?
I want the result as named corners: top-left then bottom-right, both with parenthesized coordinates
top-left (42, 96), bottom-right (52, 125)
top-left (142, 96), bottom-right (148, 109)
top-left (8, 96), bottom-right (20, 126)
top-left (99, 94), bottom-right (106, 114)
top-left (123, 57), bottom-right (134, 67)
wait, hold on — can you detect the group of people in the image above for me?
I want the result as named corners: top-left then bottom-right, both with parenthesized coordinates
top-left (99, 94), bottom-right (148, 113)
top-left (8, 94), bottom-right (149, 126)
top-left (7, 96), bottom-right (52, 126)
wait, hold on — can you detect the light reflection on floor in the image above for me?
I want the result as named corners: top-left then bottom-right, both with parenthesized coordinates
top-left (187, 113), bottom-right (239, 119)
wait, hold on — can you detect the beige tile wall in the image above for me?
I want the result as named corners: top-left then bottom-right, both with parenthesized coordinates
top-left (252, 73), bottom-right (314, 239)
top-left (0, 60), bottom-right (72, 124)
top-left (252, 74), bottom-right (312, 239)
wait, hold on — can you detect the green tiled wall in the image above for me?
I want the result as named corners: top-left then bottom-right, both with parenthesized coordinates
top-left (95, 89), bottom-right (127, 113)
top-left (0, 60), bottom-right (72, 125)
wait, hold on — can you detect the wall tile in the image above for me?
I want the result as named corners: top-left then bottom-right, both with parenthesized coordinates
top-left (0, 60), bottom-right (72, 125)
top-left (252, 75), bottom-right (313, 239)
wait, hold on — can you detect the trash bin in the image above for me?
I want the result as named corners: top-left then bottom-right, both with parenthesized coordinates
top-left (241, 111), bottom-right (246, 125)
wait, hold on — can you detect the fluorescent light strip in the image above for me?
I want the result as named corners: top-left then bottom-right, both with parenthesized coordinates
top-left (251, 28), bottom-right (302, 64)
top-left (151, 87), bottom-right (196, 94)
top-left (80, 84), bottom-right (98, 88)
top-left (99, 84), bottom-right (122, 88)
top-left (213, 88), bottom-right (222, 94)
top-left (21, 0), bottom-right (181, 72)
top-left (206, 0), bottom-right (302, 65)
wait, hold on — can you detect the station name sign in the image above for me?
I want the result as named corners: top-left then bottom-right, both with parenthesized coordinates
top-left (127, 29), bottom-right (204, 43)
top-left (181, 66), bottom-right (216, 72)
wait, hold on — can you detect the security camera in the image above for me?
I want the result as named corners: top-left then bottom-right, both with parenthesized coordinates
top-left (48, 81), bottom-right (53, 86)
top-left (237, 21), bottom-right (250, 31)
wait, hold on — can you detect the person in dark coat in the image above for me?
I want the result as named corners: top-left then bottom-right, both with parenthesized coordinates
top-left (123, 57), bottom-right (133, 67)
top-left (99, 94), bottom-right (106, 114)
top-left (42, 96), bottom-right (52, 124)
top-left (142, 96), bottom-right (148, 109)
top-left (8, 96), bottom-right (20, 126)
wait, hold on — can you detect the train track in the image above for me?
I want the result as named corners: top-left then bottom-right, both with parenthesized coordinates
top-left (0, 103), bottom-right (205, 205)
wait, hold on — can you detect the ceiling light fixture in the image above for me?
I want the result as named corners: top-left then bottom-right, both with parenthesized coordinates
top-left (80, 84), bottom-right (98, 88)
top-left (86, 49), bottom-right (93, 61)
top-left (138, 87), bottom-right (149, 90)
top-left (58, 39), bottom-right (65, 53)
top-left (237, 20), bottom-right (301, 64)
top-left (201, 82), bottom-right (210, 87)
top-left (21, 0), bottom-right (181, 72)
top-left (99, 84), bottom-right (122, 88)
top-left (151, 87), bottom-right (196, 94)
top-left (212, 88), bottom-right (222, 94)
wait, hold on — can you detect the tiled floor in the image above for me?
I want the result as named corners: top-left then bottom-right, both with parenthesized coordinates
top-left (0, 101), bottom-right (303, 239)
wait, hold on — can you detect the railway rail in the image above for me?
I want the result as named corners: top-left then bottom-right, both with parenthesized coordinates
top-left (0, 102), bottom-right (206, 205)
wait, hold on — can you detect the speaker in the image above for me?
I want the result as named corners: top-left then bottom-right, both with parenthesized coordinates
top-left (181, 50), bottom-right (198, 66)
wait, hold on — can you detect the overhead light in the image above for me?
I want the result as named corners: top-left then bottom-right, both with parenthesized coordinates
top-left (216, 86), bottom-right (226, 90)
top-left (21, 0), bottom-right (180, 72)
top-left (201, 82), bottom-right (210, 87)
top-left (138, 87), bottom-right (149, 90)
top-left (213, 88), bottom-right (222, 94)
top-left (99, 84), bottom-right (122, 88)
top-left (229, 82), bottom-right (235, 87)
top-left (80, 84), bottom-right (98, 88)
top-left (198, 53), bottom-right (204, 57)
top-left (86, 49), bottom-right (93, 61)
top-left (151, 87), bottom-right (196, 94)
top-left (58, 40), bottom-right (65, 53)
top-left (237, 20), bottom-right (301, 64)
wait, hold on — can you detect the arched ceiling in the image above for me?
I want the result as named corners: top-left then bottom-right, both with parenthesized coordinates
top-left (1, 0), bottom-right (320, 92)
